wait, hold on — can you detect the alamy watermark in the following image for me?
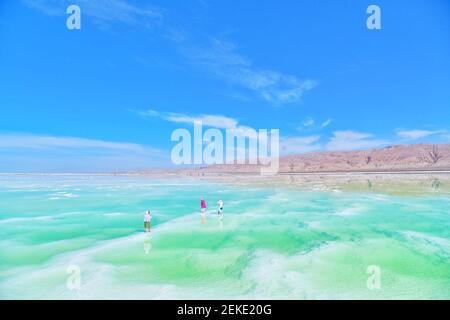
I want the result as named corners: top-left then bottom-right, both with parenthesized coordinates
top-left (170, 121), bottom-right (280, 175)
top-left (366, 265), bottom-right (381, 290)
top-left (66, 4), bottom-right (81, 30)
top-left (66, 264), bottom-right (81, 290)
top-left (65, 4), bottom-right (380, 31)
top-left (367, 4), bottom-right (381, 30)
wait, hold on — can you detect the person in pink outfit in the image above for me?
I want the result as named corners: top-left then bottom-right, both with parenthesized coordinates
top-left (144, 210), bottom-right (151, 232)
top-left (200, 198), bottom-right (207, 223)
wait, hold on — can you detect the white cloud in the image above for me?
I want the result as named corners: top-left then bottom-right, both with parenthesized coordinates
top-left (165, 113), bottom-right (238, 129)
top-left (396, 129), bottom-right (440, 140)
top-left (0, 133), bottom-right (168, 172)
top-left (133, 109), bottom-right (239, 129)
top-left (0, 133), bottom-right (150, 153)
top-left (320, 118), bottom-right (332, 129)
top-left (134, 109), bottom-right (160, 118)
top-left (302, 117), bottom-right (315, 127)
top-left (135, 108), bottom-right (324, 156)
top-left (280, 135), bottom-right (321, 155)
top-left (326, 130), bottom-right (388, 151)
top-left (186, 39), bottom-right (317, 104)
top-left (297, 117), bottom-right (332, 131)
top-left (26, 3), bottom-right (314, 105)
top-left (22, 0), bottom-right (162, 27)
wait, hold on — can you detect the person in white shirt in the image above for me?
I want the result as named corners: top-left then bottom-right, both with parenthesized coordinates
top-left (144, 211), bottom-right (151, 232)
top-left (217, 200), bottom-right (224, 220)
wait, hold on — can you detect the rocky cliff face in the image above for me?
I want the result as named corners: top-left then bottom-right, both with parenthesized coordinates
top-left (189, 144), bottom-right (450, 173)
top-left (281, 144), bottom-right (450, 173)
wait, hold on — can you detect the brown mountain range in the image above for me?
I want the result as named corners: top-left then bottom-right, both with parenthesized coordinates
top-left (185, 144), bottom-right (450, 174)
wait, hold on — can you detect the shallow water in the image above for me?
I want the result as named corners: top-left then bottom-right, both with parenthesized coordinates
top-left (0, 174), bottom-right (449, 299)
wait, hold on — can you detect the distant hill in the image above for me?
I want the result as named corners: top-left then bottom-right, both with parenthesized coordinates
top-left (183, 144), bottom-right (450, 174)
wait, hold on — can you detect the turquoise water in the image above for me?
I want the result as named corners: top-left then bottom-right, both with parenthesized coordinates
top-left (0, 174), bottom-right (449, 299)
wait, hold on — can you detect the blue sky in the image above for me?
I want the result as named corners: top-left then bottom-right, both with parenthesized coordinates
top-left (0, 0), bottom-right (449, 172)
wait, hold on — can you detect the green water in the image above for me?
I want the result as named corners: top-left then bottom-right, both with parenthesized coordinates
top-left (0, 174), bottom-right (449, 299)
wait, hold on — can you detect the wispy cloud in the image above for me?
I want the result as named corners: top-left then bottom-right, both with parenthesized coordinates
top-left (136, 109), bottom-right (450, 157)
top-left (320, 118), bottom-right (332, 129)
top-left (133, 109), bottom-right (239, 129)
top-left (185, 38), bottom-right (317, 104)
top-left (297, 117), bottom-right (332, 131)
top-left (165, 113), bottom-right (239, 129)
top-left (280, 135), bottom-right (321, 155)
top-left (22, 0), bottom-right (162, 27)
top-left (0, 133), bottom-right (168, 172)
top-left (302, 117), bottom-right (315, 127)
top-left (0, 133), bottom-right (150, 152)
top-left (396, 129), bottom-right (442, 140)
top-left (134, 109), bottom-right (161, 118)
top-left (26, 2), bottom-right (315, 105)
top-left (326, 130), bottom-right (389, 151)
top-left (135, 108), bottom-right (323, 157)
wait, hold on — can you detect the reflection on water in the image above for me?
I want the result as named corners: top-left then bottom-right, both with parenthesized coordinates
top-left (218, 214), bottom-right (224, 229)
top-left (196, 173), bottom-right (450, 196)
top-left (431, 177), bottom-right (442, 191)
top-left (143, 234), bottom-right (152, 254)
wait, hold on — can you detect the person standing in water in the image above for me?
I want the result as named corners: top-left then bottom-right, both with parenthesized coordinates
top-left (217, 199), bottom-right (224, 220)
top-left (200, 198), bottom-right (207, 223)
top-left (144, 210), bottom-right (151, 232)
